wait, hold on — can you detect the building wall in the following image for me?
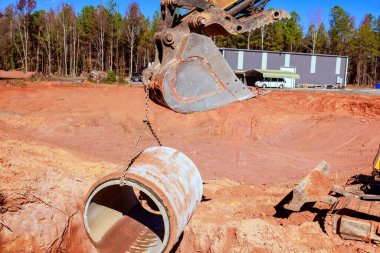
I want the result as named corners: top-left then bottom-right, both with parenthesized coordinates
top-left (243, 51), bottom-right (261, 70)
top-left (267, 53), bottom-right (285, 70)
top-left (220, 48), bottom-right (349, 87)
top-left (224, 50), bottom-right (239, 71)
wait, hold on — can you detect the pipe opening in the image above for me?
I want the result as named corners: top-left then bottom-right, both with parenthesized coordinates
top-left (84, 180), bottom-right (170, 253)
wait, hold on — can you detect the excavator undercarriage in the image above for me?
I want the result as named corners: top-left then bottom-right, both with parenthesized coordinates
top-left (279, 146), bottom-right (380, 245)
top-left (143, 0), bottom-right (290, 113)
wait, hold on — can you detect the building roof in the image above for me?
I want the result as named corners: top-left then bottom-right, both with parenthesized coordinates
top-left (220, 47), bottom-right (349, 59)
top-left (235, 69), bottom-right (300, 79)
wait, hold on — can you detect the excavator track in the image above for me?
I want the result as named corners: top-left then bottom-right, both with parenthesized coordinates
top-left (281, 158), bottom-right (380, 245)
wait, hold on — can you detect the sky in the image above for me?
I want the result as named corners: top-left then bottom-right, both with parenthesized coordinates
top-left (0, 0), bottom-right (379, 30)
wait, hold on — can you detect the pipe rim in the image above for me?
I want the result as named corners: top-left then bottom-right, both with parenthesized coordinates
top-left (83, 178), bottom-right (171, 253)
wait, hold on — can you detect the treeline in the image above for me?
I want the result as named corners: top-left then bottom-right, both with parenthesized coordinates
top-left (0, 0), bottom-right (158, 78)
top-left (0, 2), bottom-right (379, 85)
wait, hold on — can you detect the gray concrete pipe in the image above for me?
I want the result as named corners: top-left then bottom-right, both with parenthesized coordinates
top-left (83, 146), bottom-right (203, 253)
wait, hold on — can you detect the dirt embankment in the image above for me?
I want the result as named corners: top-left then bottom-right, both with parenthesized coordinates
top-left (0, 81), bottom-right (380, 252)
top-left (0, 81), bottom-right (379, 184)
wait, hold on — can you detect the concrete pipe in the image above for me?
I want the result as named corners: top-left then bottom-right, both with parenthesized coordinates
top-left (83, 146), bottom-right (203, 253)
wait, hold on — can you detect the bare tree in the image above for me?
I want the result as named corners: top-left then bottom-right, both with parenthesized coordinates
top-left (45, 10), bottom-right (54, 75)
top-left (59, 5), bottom-right (69, 75)
top-left (94, 6), bottom-right (108, 72)
top-left (107, 0), bottom-right (118, 71)
top-left (125, 2), bottom-right (142, 78)
top-left (306, 24), bottom-right (318, 54)
top-left (247, 30), bottom-right (251, 50)
top-left (306, 9), bottom-right (323, 54)
top-left (260, 26), bottom-right (265, 50)
top-left (114, 13), bottom-right (124, 75)
top-left (15, 0), bottom-right (36, 72)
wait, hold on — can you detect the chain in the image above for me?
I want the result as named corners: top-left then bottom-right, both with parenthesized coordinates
top-left (119, 83), bottom-right (162, 186)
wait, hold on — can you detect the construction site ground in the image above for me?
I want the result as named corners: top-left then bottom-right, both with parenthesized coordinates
top-left (0, 80), bottom-right (379, 253)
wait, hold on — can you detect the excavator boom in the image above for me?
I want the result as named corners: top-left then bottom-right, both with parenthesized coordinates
top-left (143, 0), bottom-right (290, 113)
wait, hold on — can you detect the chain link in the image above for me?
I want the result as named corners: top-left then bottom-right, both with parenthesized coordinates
top-left (119, 83), bottom-right (162, 186)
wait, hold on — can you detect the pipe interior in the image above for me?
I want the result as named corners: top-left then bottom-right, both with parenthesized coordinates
top-left (84, 181), bottom-right (168, 253)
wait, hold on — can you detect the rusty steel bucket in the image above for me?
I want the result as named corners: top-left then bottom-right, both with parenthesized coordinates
top-left (83, 147), bottom-right (203, 253)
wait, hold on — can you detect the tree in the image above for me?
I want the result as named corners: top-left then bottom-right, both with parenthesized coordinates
top-left (137, 17), bottom-right (151, 70)
top-left (260, 26), bottom-right (265, 50)
top-left (134, 10), bottom-right (160, 71)
top-left (78, 5), bottom-right (96, 72)
top-left (44, 9), bottom-right (55, 75)
top-left (329, 6), bottom-right (355, 55)
top-left (373, 16), bottom-right (380, 83)
top-left (315, 23), bottom-right (328, 54)
top-left (15, 0), bottom-right (36, 72)
top-left (31, 10), bottom-right (46, 72)
top-left (264, 20), bottom-right (285, 51)
top-left (304, 24), bottom-right (318, 54)
top-left (113, 12), bottom-right (124, 75)
top-left (351, 15), bottom-right (378, 86)
top-left (0, 5), bottom-right (17, 70)
top-left (283, 11), bottom-right (303, 52)
top-left (106, 0), bottom-right (118, 71)
top-left (58, 4), bottom-right (75, 76)
top-left (125, 2), bottom-right (142, 78)
top-left (94, 5), bottom-right (109, 72)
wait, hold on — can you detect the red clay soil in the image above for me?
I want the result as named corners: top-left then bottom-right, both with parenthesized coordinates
top-left (0, 81), bottom-right (379, 252)
top-left (0, 81), bottom-right (379, 184)
top-left (0, 70), bottom-right (35, 79)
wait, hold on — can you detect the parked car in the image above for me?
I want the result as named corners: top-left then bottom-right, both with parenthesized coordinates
top-left (255, 78), bottom-right (286, 89)
top-left (296, 83), bottom-right (322, 89)
top-left (131, 73), bottom-right (143, 82)
top-left (324, 84), bottom-right (339, 89)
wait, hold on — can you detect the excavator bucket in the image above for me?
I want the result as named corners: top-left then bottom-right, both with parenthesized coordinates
top-left (146, 33), bottom-right (254, 113)
top-left (143, 0), bottom-right (290, 113)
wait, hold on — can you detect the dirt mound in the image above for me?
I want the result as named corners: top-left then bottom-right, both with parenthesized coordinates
top-left (0, 70), bottom-right (35, 79)
top-left (305, 93), bottom-right (380, 117)
top-left (0, 130), bottom-right (108, 253)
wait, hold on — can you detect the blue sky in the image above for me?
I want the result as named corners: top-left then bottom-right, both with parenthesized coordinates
top-left (1, 0), bottom-right (379, 30)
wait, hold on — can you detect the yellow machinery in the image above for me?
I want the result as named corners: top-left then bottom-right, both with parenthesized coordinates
top-left (373, 145), bottom-right (380, 176)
